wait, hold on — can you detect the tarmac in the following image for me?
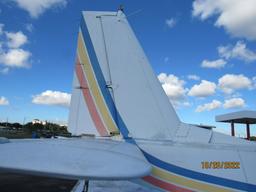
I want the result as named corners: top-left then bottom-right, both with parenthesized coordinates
top-left (0, 172), bottom-right (77, 192)
top-left (0, 172), bottom-right (158, 192)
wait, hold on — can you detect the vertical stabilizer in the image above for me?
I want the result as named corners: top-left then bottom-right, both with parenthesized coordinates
top-left (68, 11), bottom-right (180, 139)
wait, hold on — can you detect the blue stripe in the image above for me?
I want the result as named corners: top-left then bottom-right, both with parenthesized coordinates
top-left (80, 16), bottom-right (129, 138)
top-left (142, 150), bottom-right (256, 191)
top-left (80, 15), bottom-right (256, 192)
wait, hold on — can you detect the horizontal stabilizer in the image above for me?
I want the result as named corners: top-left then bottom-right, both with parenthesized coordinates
top-left (0, 138), bottom-right (151, 180)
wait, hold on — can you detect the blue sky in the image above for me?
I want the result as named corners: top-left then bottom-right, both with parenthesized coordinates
top-left (0, 0), bottom-right (255, 136)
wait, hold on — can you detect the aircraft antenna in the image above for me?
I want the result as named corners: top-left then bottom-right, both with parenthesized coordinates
top-left (117, 4), bottom-right (124, 13)
top-left (116, 5), bottom-right (142, 18)
top-left (125, 9), bottom-right (142, 18)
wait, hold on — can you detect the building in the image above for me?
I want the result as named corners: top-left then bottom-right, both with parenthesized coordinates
top-left (32, 119), bottom-right (47, 125)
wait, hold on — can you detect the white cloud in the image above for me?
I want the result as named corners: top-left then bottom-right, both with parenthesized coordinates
top-left (0, 26), bottom-right (31, 69)
top-left (196, 100), bottom-right (221, 112)
top-left (158, 73), bottom-right (191, 108)
top-left (6, 31), bottom-right (28, 48)
top-left (188, 80), bottom-right (216, 97)
top-left (165, 18), bottom-right (177, 28)
top-left (201, 59), bottom-right (227, 69)
top-left (218, 41), bottom-right (256, 62)
top-left (187, 74), bottom-right (200, 81)
top-left (218, 74), bottom-right (252, 94)
top-left (32, 90), bottom-right (71, 107)
top-left (158, 73), bottom-right (187, 104)
top-left (0, 96), bottom-right (9, 105)
top-left (192, 0), bottom-right (256, 40)
top-left (223, 98), bottom-right (245, 109)
top-left (11, 0), bottom-right (67, 18)
top-left (0, 49), bottom-right (31, 68)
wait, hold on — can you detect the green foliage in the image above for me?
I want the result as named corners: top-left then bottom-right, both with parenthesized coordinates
top-left (1, 121), bottom-right (71, 138)
top-left (23, 122), bottom-right (69, 136)
top-left (249, 136), bottom-right (256, 141)
top-left (0, 122), bottom-right (22, 129)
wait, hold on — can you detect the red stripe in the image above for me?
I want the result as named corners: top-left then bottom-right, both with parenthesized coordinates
top-left (143, 176), bottom-right (193, 192)
top-left (75, 60), bottom-right (109, 136)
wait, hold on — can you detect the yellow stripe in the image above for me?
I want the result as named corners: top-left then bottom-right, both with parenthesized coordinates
top-left (152, 166), bottom-right (232, 192)
top-left (77, 31), bottom-right (119, 134)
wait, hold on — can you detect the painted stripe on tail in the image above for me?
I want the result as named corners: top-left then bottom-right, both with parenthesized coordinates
top-left (77, 31), bottom-right (119, 135)
top-left (75, 61), bottom-right (108, 136)
top-left (79, 19), bottom-right (130, 138)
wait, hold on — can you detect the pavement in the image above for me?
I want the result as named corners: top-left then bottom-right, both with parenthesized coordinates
top-left (0, 172), bottom-right (77, 192)
top-left (0, 172), bottom-right (158, 192)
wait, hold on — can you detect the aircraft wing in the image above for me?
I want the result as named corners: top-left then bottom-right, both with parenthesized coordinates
top-left (0, 138), bottom-right (151, 180)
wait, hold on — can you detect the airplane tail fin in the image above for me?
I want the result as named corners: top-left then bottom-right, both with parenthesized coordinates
top-left (68, 11), bottom-right (180, 139)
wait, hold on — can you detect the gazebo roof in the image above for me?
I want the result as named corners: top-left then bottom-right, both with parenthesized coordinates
top-left (215, 110), bottom-right (256, 124)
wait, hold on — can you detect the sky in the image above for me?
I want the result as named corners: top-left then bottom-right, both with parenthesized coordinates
top-left (0, 0), bottom-right (255, 136)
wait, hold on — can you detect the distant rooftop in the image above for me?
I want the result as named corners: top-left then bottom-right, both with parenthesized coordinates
top-left (215, 110), bottom-right (256, 124)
